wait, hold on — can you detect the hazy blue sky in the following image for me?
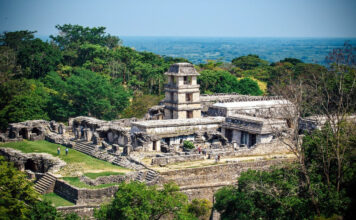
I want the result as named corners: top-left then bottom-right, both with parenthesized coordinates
top-left (0, 0), bottom-right (355, 37)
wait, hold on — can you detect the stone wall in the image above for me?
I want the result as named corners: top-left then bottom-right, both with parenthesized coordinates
top-left (79, 174), bottom-right (127, 186)
top-left (151, 154), bottom-right (205, 166)
top-left (234, 140), bottom-right (290, 157)
top-left (54, 180), bottom-right (79, 204)
top-left (57, 205), bottom-right (100, 218)
top-left (158, 158), bottom-right (291, 200)
top-left (54, 179), bottom-right (118, 205)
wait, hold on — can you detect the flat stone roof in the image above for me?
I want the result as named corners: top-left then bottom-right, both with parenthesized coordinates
top-left (131, 117), bottom-right (224, 128)
top-left (213, 100), bottom-right (292, 109)
top-left (164, 62), bottom-right (200, 76)
top-left (227, 114), bottom-right (285, 125)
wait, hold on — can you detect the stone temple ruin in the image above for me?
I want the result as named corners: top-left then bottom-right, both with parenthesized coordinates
top-left (0, 62), bottom-right (301, 217)
top-left (1, 62), bottom-right (296, 167)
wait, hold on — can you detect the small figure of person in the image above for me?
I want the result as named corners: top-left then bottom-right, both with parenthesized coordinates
top-left (215, 155), bottom-right (218, 163)
top-left (65, 147), bottom-right (69, 155)
top-left (218, 155), bottom-right (221, 161)
top-left (198, 147), bottom-right (201, 154)
top-left (57, 147), bottom-right (60, 155)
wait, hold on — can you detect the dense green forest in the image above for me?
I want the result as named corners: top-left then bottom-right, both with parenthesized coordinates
top-left (0, 25), bottom-right (190, 130)
top-left (0, 24), bottom-right (334, 130)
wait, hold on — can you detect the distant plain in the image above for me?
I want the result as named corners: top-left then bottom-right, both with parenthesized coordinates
top-left (121, 37), bottom-right (356, 64)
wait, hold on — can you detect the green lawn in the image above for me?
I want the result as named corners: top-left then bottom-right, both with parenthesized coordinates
top-left (0, 140), bottom-right (131, 176)
top-left (84, 171), bottom-right (124, 179)
top-left (62, 177), bottom-right (119, 189)
top-left (42, 192), bottom-right (74, 207)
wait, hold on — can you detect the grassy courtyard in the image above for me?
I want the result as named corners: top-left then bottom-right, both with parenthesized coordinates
top-left (62, 177), bottom-right (119, 189)
top-left (0, 140), bottom-right (131, 176)
top-left (42, 193), bottom-right (74, 207)
top-left (84, 171), bottom-right (124, 179)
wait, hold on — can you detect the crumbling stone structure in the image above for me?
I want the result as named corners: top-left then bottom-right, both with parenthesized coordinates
top-left (0, 148), bottom-right (66, 173)
top-left (0, 62), bottom-right (297, 160)
top-left (6, 120), bottom-right (49, 141)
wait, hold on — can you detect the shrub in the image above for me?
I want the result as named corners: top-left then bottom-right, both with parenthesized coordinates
top-left (183, 141), bottom-right (195, 149)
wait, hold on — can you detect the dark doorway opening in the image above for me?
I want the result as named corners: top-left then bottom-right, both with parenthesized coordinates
top-left (170, 110), bottom-right (174, 119)
top-left (249, 134), bottom-right (256, 147)
top-left (19, 128), bottom-right (27, 139)
top-left (31, 127), bottom-right (41, 136)
top-left (241, 131), bottom-right (248, 146)
top-left (153, 141), bottom-right (157, 151)
top-left (225, 129), bottom-right (233, 142)
top-left (25, 159), bottom-right (36, 172)
top-left (164, 138), bottom-right (170, 146)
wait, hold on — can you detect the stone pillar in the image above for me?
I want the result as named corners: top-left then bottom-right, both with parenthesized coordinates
top-left (79, 126), bottom-right (84, 139)
top-left (156, 140), bottom-right (161, 152)
top-left (107, 132), bottom-right (114, 144)
top-left (58, 124), bottom-right (64, 134)
top-left (86, 129), bottom-right (93, 142)
top-left (233, 130), bottom-right (241, 145)
top-left (221, 128), bottom-right (226, 137)
top-left (149, 142), bottom-right (154, 151)
top-left (123, 144), bottom-right (131, 155)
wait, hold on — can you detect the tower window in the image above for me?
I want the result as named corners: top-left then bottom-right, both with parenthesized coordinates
top-left (186, 93), bottom-right (193, 102)
top-left (171, 76), bottom-right (176, 85)
top-left (170, 92), bottom-right (174, 101)
top-left (184, 76), bottom-right (192, 85)
top-left (187, 111), bottom-right (193, 118)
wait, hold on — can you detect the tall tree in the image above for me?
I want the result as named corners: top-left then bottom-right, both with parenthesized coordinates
top-left (17, 39), bottom-right (62, 79)
top-left (0, 157), bottom-right (39, 218)
top-left (50, 24), bottom-right (121, 50)
top-left (232, 54), bottom-right (268, 70)
top-left (0, 30), bottom-right (36, 52)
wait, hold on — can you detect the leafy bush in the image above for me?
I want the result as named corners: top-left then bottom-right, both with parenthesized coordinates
top-left (183, 141), bottom-right (195, 149)
top-left (187, 199), bottom-right (212, 219)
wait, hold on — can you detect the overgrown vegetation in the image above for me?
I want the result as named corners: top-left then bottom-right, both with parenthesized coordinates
top-left (214, 43), bottom-right (356, 220)
top-left (0, 25), bottom-right (188, 130)
top-left (0, 156), bottom-right (79, 219)
top-left (183, 140), bottom-right (195, 150)
top-left (94, 181), bottom-right (211, 220)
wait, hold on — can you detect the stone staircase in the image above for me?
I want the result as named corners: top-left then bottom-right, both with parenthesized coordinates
top-left (34, 173), bottom-right (57, 194)
top-left (73, 139), bottom-right (96, 155)
top-left (135, 171), bottom-right (144, 182)
top-left (112, 156), bottom-right (145, 170)
top-left (145, 170), bottom-right (159, 183)
top-left (134, 170), bottom-right (159, 184)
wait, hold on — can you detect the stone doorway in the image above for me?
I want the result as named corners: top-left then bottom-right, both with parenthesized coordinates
top-left (225, 129), bottom-right (233, 142)
top-left (19, 128), bottom-right (28, 139)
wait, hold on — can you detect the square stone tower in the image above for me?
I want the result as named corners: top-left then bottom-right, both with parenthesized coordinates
top-left (164, 63), bottom-right (201, 119)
